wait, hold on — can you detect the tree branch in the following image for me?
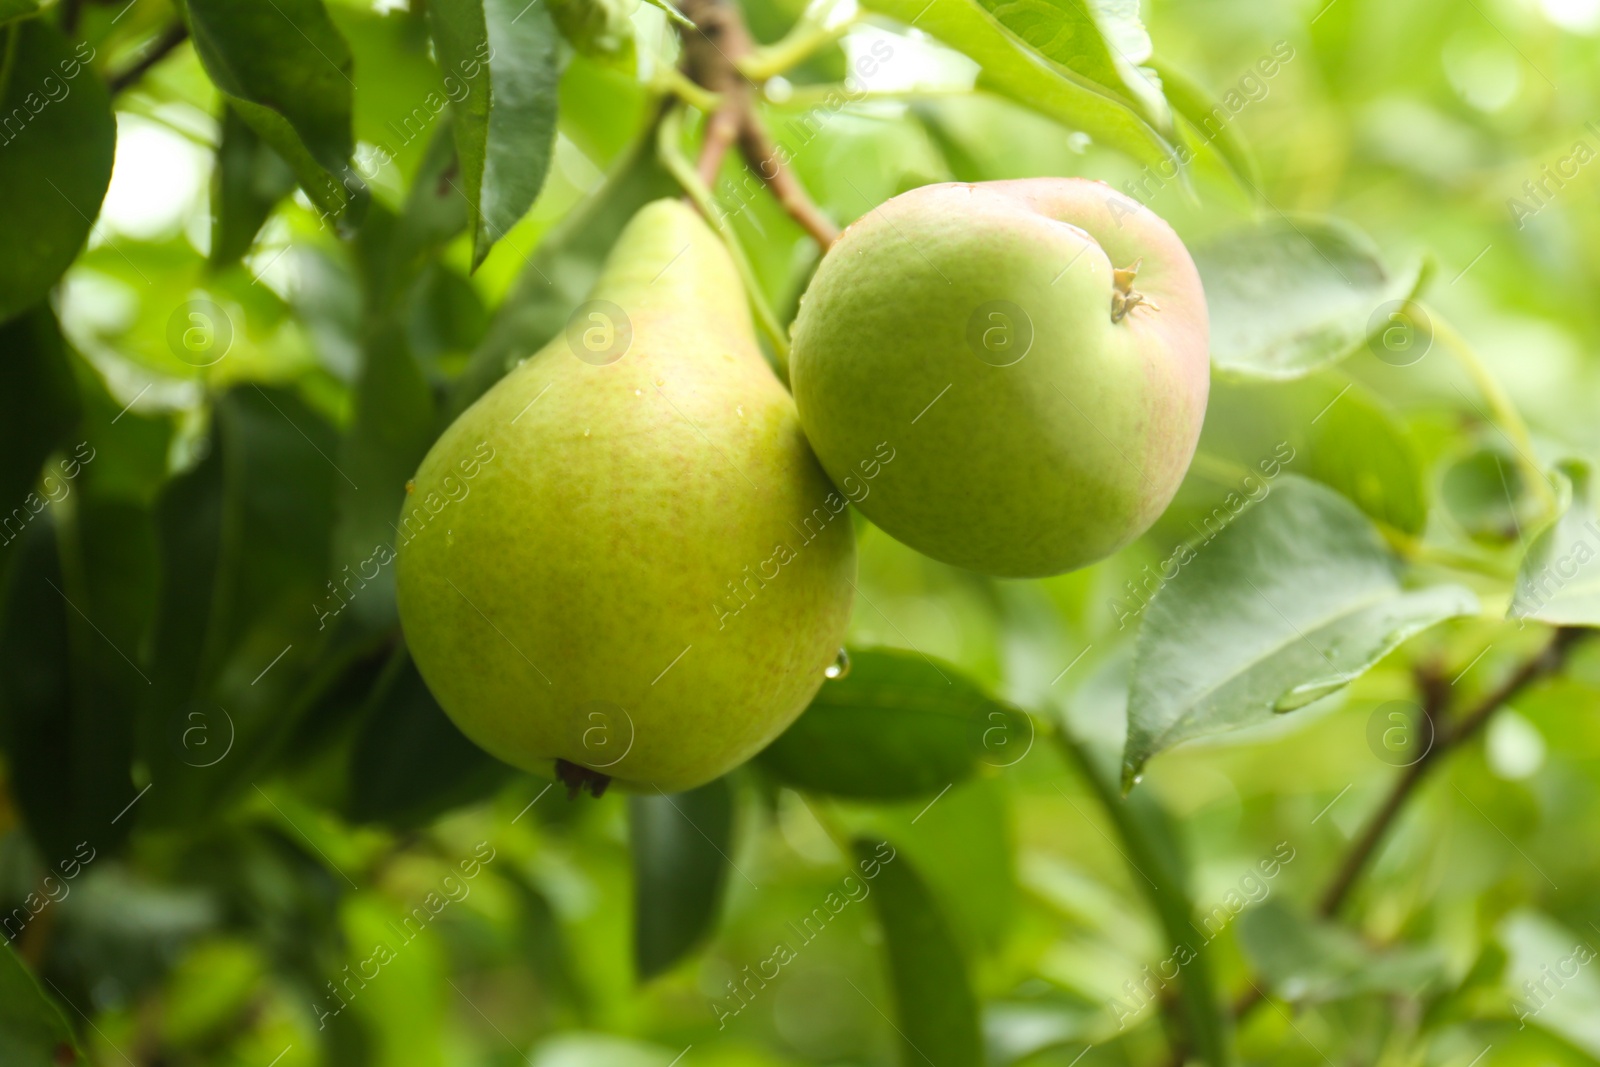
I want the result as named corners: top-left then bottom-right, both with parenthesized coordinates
top-left (108, 21), bottom-right (189, 97)
top-left (1234, 627), bottom-right (1582, 1025)
top-left (738, 113), bottom-right (839, 248)
top-left (674, 0), bottom-right (838, 250)
top-left (1317, 628), bottom-right (1579, 918)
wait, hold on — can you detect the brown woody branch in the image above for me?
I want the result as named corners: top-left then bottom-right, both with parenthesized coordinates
top-left (1317, 628), bottom-right (1579, 918)
top-left (739, 115), bottom-right (839, 248)
top-left (1234, 626), bottom-right (1582, 1025)
top-left (675, 0), bottom-right (838, 250)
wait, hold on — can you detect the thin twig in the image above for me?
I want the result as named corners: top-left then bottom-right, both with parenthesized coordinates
top-left (739, 113), bottom-right (838, 248)
top-left (108, 21), bottom-right (189, 96)
top-left (657, 106), bottom-right (791, 364)
top-left (679, 0), bottom-right (753, 187)
top-left (1230, 629), bottom-right (1578, 1029)
top-left (697, 102), bottom-right (743, 186)
top-left (675, 0), bottom-right (839, 250)
top-left (1317, 628), bottom-right (1577, 918)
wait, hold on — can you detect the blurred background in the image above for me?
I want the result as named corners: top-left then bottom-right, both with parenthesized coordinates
top-left (4, 0), bottom-right (1600, 1064)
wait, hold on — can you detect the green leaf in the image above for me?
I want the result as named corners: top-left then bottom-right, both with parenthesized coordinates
top-left (639, 0), bottom-right (693, 27)
top-left (0, 20), bottom-right (115, 324)
top-left (449, 120), bottom-right (677, 413)
top-left (1498, 910), bottom-right (1600, 1057)
top-left (758, 647), bottom-right (1026, 800)
top-left (67, 355), bottom-right (174, 508)
top-left (1236, 900), bottom-right (1445, 1003)
top-left (1442, 447), bottom-right (1539, 545)
top-left (1149, 59), bottom-right (1259, 191)
top-left (1510, 460), bottom-right (1600, 625)
top-left (858, 0), bottom-right (1182, 175)
top-left (0, 0), bottom-right (38, 24)
top-left (209, 105), bottom-right (298, 268)
top-left (628, 777), bottom-right (733, 981)
top-left (1054, 729), bottom-right (1234, 1066)
top-left (0, 305), bottom-right (80, 572)
top-left (853, 837), bottom-right (982, 1067)
top-left (331, 321), bottom-right (437, 634)
top-left (183, 0), bottom-right (360, 222)
top-left (0, 508), bottom-right (144, 867)
top-left (1299, 380), bottom-right (1428, 536)
top-left (387, 122), bottom-right (474, 291)
top-left (140, 387), bottom-right (343, 825)
top-left (0, 944), bottom-right (82, 1067)
top-left (847, 778), bottom-right (1018, 953)
top-left (427, 0), bottom-right (564, 269)
top-left (333, 3), bottom-right (457, 189)
top-left (506, 873), bottom-right (590, 1018)
top-left (1125, 477), bottom-right (1476, 783)
top-left (343, 647), bottom-right (514, 827)
top-left (1195, 217), bottom-right (1425, 379)
top-left (1191, 375), bottom-right (1427, 536)
top-left (969, 0), bottom-right (1167, 127)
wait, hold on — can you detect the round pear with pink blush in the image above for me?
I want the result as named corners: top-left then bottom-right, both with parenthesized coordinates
top-left (789, 178), bottom-right (1211, 578)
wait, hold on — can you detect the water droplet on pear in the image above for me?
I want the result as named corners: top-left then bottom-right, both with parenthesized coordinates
top-left (824, 648), bottom-right (851, 680)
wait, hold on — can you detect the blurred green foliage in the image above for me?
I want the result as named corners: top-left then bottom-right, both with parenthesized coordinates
top-left (1, 0), bottom-right (1600, 1064)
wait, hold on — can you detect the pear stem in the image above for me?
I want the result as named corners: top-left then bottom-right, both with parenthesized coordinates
top-left (675, 0), bottom-right (841, 253)
top-left (658, 106), bottom-right (793, 366)
top-left (738, 117), bottom-right (840, 248)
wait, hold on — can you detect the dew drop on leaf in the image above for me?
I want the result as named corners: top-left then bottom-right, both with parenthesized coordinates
top-left (1272, 676), bottom-right (1350, 712)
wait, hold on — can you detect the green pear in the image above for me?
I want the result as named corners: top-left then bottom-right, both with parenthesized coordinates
top-left (789, 179), bottom-right (1210, 578)
top-left (395, 200), bottom-right (855, 793)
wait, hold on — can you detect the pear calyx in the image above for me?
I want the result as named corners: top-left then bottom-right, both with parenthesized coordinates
top-left (556, 758), bottom-right (613, 799)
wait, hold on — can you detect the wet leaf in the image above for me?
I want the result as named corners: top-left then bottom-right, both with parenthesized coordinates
top-left (629, 777), bottom-right (733, 980)
top-left (1125, 477), bottom-right (1475, 783)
